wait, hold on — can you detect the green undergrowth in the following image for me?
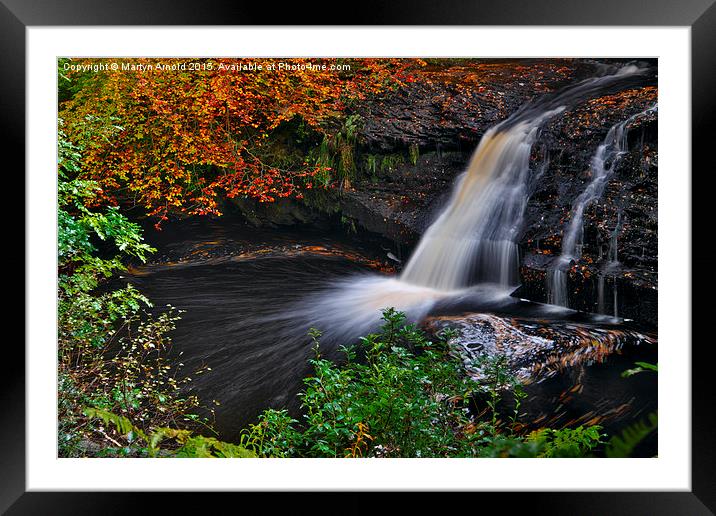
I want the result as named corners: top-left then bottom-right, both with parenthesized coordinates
top-left (83, 309), bottom-right (611, 458)
top-left (58, 124), bottom-right (217, 457)
top-left (232, 310), bottom-right (606, 458)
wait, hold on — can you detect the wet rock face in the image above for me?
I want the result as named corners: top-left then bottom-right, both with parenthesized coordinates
top-left (344, 59), bottom-right (625, 246)
top-left (356, 59), bottom-right (598, 152)
top-left (348, 60), bottom-right (658, 326)
top-left (229, 59), bottom-right (659, 326)
top-left (517, 87), bottom-right (658, 325)
top-left (423, 313), bottom-right (655, 384)
top-left (340, 151), bottom-right (467, 244)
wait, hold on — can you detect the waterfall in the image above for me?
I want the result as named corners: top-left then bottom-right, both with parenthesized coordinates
top-left (613, 277), bottom-right (619, 318)
top-left (400, 65), bottom-right (649, 292)
top-left (547, 104), bottom-right (657, 308)
top-left (301, 65), bottom-right (652, 338)
top-left (547, 269), bottom-right (569, 307)
top-left (400, 108), bottom-right (563, 290)
top-left (608, 212), bottom-right (622, 264)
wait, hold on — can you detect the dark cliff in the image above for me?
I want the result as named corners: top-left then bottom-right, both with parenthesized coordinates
top-left (229, 58), bottom-right (658, 326)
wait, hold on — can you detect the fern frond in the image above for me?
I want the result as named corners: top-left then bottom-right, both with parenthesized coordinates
top-left (605, 412), bottom-right (658, 458)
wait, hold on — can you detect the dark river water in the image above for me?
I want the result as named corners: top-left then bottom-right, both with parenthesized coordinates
top-left (122, 216), bottom-right (657, 455)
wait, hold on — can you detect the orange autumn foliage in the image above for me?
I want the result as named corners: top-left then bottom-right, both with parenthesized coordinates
top-left (60, 58), bottom-right (421, 222)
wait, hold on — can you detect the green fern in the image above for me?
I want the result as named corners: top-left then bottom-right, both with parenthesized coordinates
top-left (84, 407), bottom-right (142, 437)
top-left (363, 154), bottom-right (378, 178)
top-left (83, 407), bottom-right (256, 458)
top-left (605, 412), bottom-right (658, 458)
top-left (527, 425), bottom-right (605, 457)
top-left (408, 143), bottom-right (420, 166)
top-left (175, 436), bottom-right (256, 458)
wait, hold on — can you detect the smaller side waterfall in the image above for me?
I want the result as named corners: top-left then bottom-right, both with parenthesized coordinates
top-left (601, 213), bottom-right (622, 316)
top-left (607, 212), bottom-right (622, 264)
top-left (547, 268), bottom-right (569, 307)
top-left (547, 104), bottom-right (657, 308)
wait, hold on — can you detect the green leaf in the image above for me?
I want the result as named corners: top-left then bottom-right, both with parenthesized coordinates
top-left (605, 412), bottom-right (658, 458)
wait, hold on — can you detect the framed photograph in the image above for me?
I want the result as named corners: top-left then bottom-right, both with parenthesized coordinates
top-left (8, 0), bottom-right (714, 512)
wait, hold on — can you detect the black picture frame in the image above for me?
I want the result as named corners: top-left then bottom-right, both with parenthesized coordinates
top-left (6, 1), bottom-right (714, 513)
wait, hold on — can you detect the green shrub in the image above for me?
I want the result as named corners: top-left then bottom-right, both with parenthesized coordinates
top-left (58, 125), bottom-right (213, 457)
top-left (241, 309), bottom-right (604, 458)
top-left (82, 308), bottom-right (610, 459)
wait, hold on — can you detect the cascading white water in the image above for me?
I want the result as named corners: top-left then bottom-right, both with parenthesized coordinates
top-left (400, 108), bottom-right (563, 291)
top-left (547, 104), bottom-right (657, 308)
top-left (400, 65), bottom-right (648, 293)
top-left (607, 212), bottom-right (622, 264)
top-left (301, 65), bottom-right (651, 336)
